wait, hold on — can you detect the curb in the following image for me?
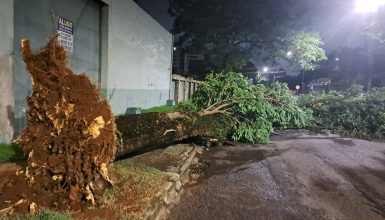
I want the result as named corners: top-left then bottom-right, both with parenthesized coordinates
top-left (141, 146), bottom-right (199, 220)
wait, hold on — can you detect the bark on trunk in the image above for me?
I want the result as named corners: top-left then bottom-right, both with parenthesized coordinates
top-left (115, 112), bottom-right (233, 158)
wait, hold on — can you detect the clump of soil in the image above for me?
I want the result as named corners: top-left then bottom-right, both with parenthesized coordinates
top-left (12, 39), bottom-right (116, 210)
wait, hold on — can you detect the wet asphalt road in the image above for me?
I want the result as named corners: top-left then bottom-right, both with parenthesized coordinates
top-left (167, 131), bottom-right (385, 220)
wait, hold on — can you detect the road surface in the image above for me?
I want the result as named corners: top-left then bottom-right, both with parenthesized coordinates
top-left (167, 131), bottom-right (385, 220)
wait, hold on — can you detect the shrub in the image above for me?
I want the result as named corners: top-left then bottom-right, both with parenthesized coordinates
top-left (299, 85), bottom-right (385, 139)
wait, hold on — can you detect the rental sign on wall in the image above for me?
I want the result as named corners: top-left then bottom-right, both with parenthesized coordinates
top-left (57, 17), bottom-right (74, 53)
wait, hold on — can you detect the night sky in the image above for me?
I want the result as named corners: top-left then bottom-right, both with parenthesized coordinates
top-left (134, 0), bottom-right (173, 30)
top-left (134, 0), bottom-right (370, 52)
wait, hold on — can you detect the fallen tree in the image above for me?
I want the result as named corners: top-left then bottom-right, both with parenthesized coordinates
top-left (15, 39), bottom-right (117, 207)
top-left (116, 72), bottom-right (311, 157)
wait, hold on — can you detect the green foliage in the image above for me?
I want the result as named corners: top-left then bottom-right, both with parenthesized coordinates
top-left (344, 84), bottom-right (364, 97)
top-left (299, 85), bottom-right (385, 139)
top-left (192, 72), bottom-right (254, 108)
top-left (191, 72), bottom-right (311, 143)
top-left (0, 143), bottom-right (25, 163)
top-left (175, 100), bottom-right (199, 113)
top-left (12, 209), bottom-right (72, 220)
top-left (363, 7), bottom-right (385, 44)
top-left (282, 31), bottom-right (327, 71)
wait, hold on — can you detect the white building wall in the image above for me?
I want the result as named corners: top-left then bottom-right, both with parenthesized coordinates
top-left (0, 0), bottom-right (14, 143)
top-left (105, 0), bottom-right (173, 114)
top-left (12, 0), bottom-right (102, 136)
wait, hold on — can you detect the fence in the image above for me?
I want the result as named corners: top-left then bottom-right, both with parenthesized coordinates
top-left (171, 74), bottom-right (202, 103)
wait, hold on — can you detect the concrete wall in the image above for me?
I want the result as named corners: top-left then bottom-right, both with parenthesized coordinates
top-left (0, 0), bottom-right (14, 143)
top-left (106, 0), bottom-right (173, 114)
top-left (13, 0), bottom-right (101, 134)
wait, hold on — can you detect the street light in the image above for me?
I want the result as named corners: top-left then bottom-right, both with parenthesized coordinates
top-left (295, 85), bottom-right (301, 94)
top-left (354, 0), bottom-right (385, 13)
top-left (287, 51), bottom-right (293, 57)
top-left (263, 67), bottom-right (269, 73)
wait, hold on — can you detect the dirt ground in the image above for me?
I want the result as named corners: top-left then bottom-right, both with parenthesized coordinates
top-left (168, 131), bottom-right (385, 220)
top-left (0, 160), bottom-right (170, 219)
top-left (0, 144), bottom-right (195, 219)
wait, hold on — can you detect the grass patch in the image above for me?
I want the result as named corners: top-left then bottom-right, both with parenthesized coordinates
top-left (141, 105), bottom-right (175, 113)
top-left (0, 143), bottom-right (25, 163)
top-left (111, 160), bottom-right (168, 198)
top-left (11, 209), bottom-right (72, 220)
top-left (101, 161), bottom-right (168, 218)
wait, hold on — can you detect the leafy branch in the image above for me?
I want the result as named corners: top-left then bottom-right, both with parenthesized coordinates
top-left (179, 72), bottom-right (311, 143)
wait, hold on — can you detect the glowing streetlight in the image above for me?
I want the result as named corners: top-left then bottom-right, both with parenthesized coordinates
top-left (354, 0), bottom-right (385, 13)
top-left (295, 85), bottom-right (301, 94)
top-left (287, 51), bottom-right (293, 57)
top-left (262, 67), bottom-right (269, 73)
top-left (335, 57), bottom-right (340, 61)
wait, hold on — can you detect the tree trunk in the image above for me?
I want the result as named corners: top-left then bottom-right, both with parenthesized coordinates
top-left (115, 112), bottom-right (233, 158)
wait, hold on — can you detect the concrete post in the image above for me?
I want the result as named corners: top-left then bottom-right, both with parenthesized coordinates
top-left (184, 80), bottom-right (189, 101)
top-left (189, 78), bottom-right (194, 99)
top-left (174, 80), bottom-right (180, 103)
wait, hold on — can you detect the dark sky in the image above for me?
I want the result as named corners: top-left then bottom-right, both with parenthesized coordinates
top-left (134, 0), bottom-right (173, 31)
top-left (134, 0), bottom-right (379, 52)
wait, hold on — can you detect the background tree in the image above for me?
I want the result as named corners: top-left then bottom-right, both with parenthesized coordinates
top-left (363, 6), bottom-right (385, 44)
top-left (280, 31), bottom-right (327, 86)
top-left (283, 31), bottom-right (327, 72)
top-left (168, 0), bottom-right (308, 72)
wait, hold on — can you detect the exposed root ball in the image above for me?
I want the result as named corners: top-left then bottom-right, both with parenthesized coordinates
top-left (15, 39), bottom-right (117, 206)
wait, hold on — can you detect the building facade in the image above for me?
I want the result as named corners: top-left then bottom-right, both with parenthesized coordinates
top-left (0, 0), bottom-right (173, 143)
